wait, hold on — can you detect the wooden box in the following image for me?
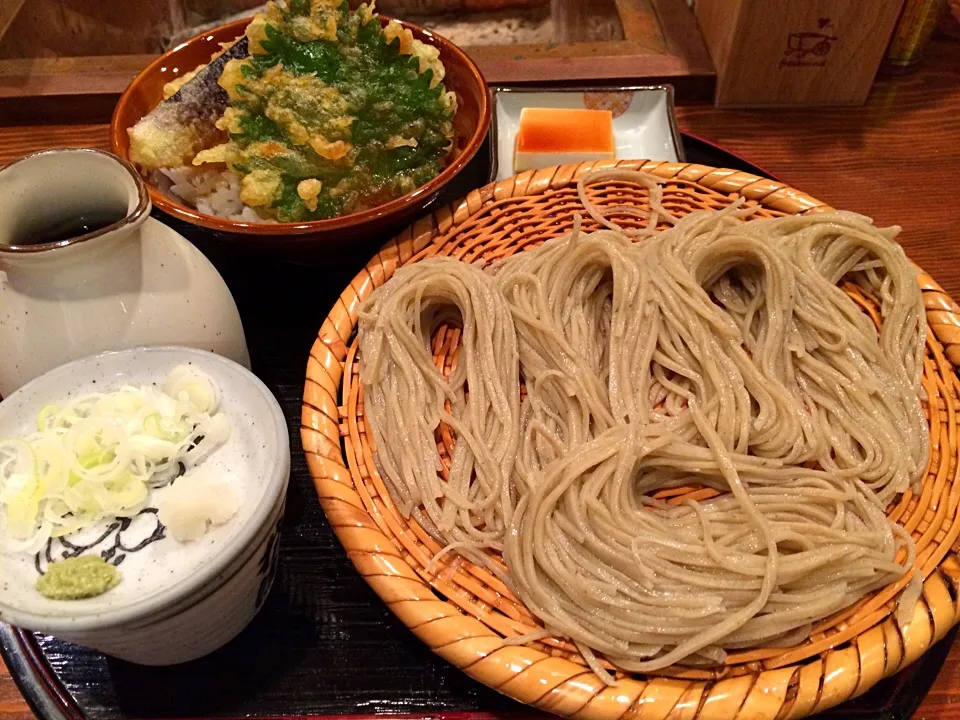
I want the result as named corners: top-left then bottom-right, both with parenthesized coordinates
top-left (695, 0), bottom-right (906, 106)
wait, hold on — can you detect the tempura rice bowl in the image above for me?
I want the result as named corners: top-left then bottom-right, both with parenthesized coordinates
top-left (111, 17), bottom-right (490, 251)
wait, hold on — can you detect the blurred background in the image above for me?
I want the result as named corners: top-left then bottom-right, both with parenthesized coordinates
top-left (0, 0), bottom-right (953, 109)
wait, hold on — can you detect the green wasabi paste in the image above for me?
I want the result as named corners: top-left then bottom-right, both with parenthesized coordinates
top-left (37, 556), bottom-right (120, 600)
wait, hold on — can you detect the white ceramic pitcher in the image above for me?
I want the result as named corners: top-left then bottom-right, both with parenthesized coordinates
top-left (0, 148), bottom-right (249, 397)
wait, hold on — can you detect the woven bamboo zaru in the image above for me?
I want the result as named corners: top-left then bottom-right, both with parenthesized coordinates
top-left (301, 160), bottom-right (960, 720)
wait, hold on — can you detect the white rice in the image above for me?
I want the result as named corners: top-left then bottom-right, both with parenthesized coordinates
top-left (153, 168), bottom-right (273, 224)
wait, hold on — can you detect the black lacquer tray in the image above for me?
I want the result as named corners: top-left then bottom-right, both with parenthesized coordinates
top-left (1, 134), bottom-right (953, 720)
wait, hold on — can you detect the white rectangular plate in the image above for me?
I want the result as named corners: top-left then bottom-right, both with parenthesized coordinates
top-left (490, 85), bottom-right (684, 181)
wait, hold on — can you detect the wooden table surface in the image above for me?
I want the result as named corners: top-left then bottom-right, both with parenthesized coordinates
top-left (0, 5), bottom-right (959, 719)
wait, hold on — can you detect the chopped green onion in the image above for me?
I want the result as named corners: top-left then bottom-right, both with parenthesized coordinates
top-left (0, 365), bottom-right (231, 553)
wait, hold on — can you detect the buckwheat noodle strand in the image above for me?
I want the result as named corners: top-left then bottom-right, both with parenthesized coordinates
top-left (356, 170), bottom-right (927, 680)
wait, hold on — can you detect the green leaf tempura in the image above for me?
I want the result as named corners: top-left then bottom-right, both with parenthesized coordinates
top-left (191, 0), bottom-right (457, 222)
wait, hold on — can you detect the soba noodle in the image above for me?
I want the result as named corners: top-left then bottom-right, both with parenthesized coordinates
top-left (358, 259), bottom-right (522, 565)
top-left (356, 170), bottom-right (928, 679)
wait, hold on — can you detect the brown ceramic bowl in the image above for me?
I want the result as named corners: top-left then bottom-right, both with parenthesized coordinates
top-left (110, 17), bottom-right (490, 251)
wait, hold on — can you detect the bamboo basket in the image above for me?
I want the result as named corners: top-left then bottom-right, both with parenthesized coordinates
top-left (301, 159), bottom-right (960, 720)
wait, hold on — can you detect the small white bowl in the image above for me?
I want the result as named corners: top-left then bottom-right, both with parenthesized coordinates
top-left (0, 346), bottom-right (289, 665)
top-left (490, 85), bottom-right (684, 181)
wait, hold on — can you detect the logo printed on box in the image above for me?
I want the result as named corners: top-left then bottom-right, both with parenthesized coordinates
top-left (780, 18), bottom-right (838, 67)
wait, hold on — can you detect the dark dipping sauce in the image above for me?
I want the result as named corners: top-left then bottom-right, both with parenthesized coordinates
top-left (14, 205), bottom-right (126, 247)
